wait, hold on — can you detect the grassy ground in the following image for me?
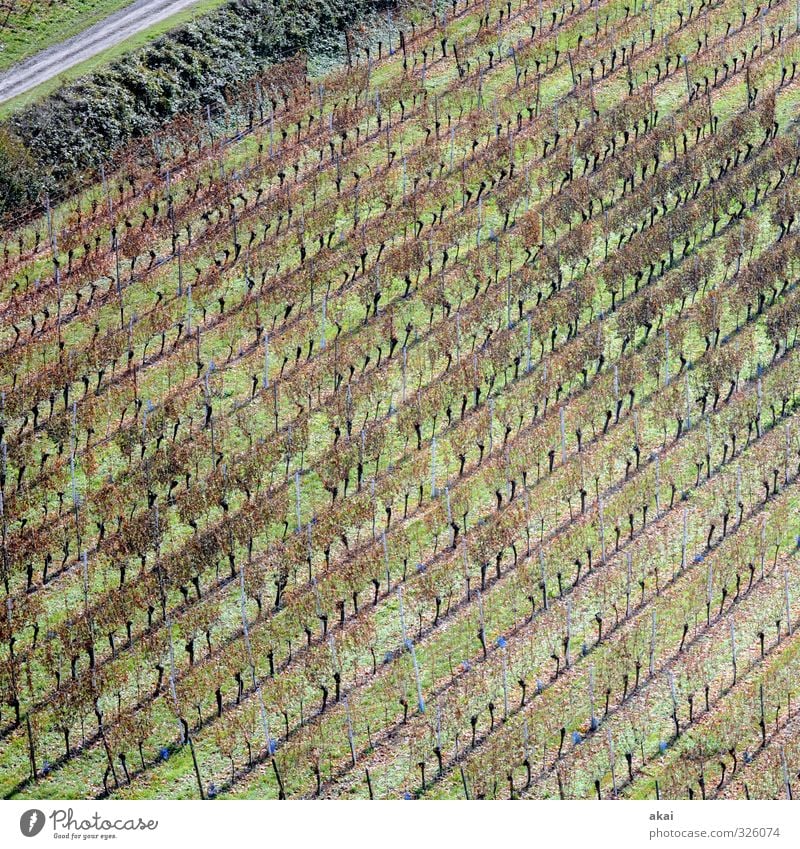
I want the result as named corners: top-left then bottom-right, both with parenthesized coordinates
top-left (0, 1), bottom-right (136, 71)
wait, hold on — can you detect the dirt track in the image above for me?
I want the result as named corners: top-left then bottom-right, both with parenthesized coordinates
top-left (0, 0), bottom-right (205, 103)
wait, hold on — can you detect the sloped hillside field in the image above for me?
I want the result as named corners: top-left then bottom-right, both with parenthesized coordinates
top-left (2, 0), bottom-right (800, 801)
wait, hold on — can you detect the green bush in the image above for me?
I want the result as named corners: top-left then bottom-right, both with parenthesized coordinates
top-left (0, 127), bottom-right (40, 214)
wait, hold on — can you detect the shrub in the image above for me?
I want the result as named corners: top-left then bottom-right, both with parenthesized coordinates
top-left (0, 127), bottom-right (41, 213)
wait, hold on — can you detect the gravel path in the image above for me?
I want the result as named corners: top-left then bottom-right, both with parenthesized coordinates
top-left (0, 0), bottom-right (205, 103)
